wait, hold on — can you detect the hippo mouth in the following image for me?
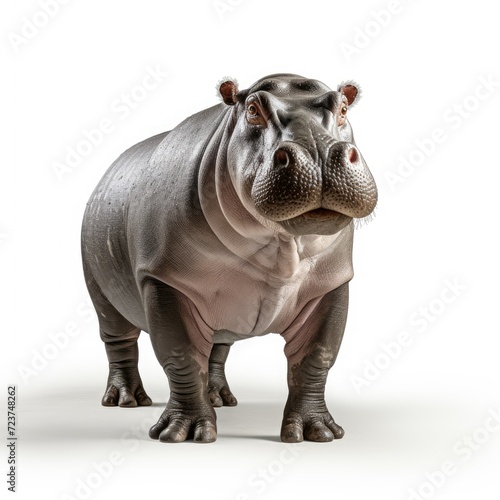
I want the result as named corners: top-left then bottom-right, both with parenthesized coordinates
top-left (279, 208), bottom-right (353, 236)
top-left (301, 208), bottom-right (343, 220)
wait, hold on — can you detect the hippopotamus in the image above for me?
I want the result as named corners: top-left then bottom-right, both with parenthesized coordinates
top-left (81, 73), bottom-right (377, 443)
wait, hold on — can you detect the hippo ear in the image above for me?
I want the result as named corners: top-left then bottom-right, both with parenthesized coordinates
top-left (338, 80), bottom-right (362, 108)
top-left (217, 77), bottom-right (239, 106)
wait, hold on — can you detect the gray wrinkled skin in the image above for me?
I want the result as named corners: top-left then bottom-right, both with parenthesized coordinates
top-left (81, 74), bottom-right (378, 443)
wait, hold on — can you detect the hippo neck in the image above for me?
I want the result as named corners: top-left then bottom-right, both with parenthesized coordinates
top-left (198, 109), bottom-right (347, 281)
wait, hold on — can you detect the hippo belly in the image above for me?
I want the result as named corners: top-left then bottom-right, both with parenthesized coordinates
top-left (163, 229), bottom-right (354, 343)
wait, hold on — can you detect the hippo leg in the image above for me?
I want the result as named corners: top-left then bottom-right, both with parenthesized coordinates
top-left (281, 283), bottom-right (349, 443)
top-left (208, 343), bottom-right (238, 407)
top-left (144, 280), bottom-right (217, 443)
top-left (85, 274), bottom-right (152, 407)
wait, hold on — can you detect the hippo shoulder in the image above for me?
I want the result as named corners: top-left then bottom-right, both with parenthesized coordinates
top-left (149, 104), bottom-right (228, 168)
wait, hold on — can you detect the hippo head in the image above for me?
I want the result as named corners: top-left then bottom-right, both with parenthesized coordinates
top-left (219, 74), bottom-right (378, 236)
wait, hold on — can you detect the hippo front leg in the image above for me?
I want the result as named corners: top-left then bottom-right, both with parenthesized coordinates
top-left (142, 279), bottom-right (217, 443)
top-left (281, 283), bottom-right (349, 443)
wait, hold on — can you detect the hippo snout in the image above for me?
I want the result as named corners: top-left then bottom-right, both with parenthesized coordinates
top-left (251, 142), bottom-right (321, 222)
top-left (251, 139), bottom-right (377, 234)
top-left (322, 141), bottom-right (378, 219)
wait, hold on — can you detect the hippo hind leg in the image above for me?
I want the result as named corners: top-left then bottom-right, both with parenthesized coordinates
top-left (208, 343), bottom-right (238, 407)
top-left (100, 323), bottom-right (152, 408)
top-left (85, 273), bottom-right (152, 408)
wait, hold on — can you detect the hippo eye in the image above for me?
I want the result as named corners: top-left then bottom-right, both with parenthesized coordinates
top-left (247, 104), bottom-right (258, 116)
top-left (246, 101), bottom-right (266, 126)
top-left (337, 102), bottom-right (348, 126)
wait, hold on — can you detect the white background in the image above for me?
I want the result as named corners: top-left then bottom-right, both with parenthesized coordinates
top-left (2, 1), bottom-right (500, 499)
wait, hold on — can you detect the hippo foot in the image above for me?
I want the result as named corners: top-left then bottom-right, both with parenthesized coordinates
top-left (208, 375), bottom-right (237, 408)
top-left (101, 367), bottom-right (152, 408)
top-left (280, 402), bottom-right (344, 443)
top-left (149, 402), bottom-right (217, 443)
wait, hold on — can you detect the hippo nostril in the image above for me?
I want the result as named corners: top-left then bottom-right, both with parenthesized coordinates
top-left (347, 147), bottom-right (358, 164)
top-left (275, 149), bottom-right (290, 168)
